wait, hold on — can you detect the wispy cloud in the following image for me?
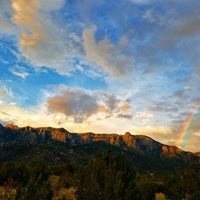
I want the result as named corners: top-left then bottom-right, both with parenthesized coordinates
top-left (83, 27), bottom-right (134, 77)
top-left (0, 87), bottom-right (7, 97)
top-left (9, 65), bottom-right (29, 79)
top-left (129, 0), bottom-right (151, 4)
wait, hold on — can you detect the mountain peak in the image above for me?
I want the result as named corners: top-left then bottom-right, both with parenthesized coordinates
top-left (5, 124), bottom-right (19, 130)
top-left (195, 152), bottom-right (200, 157)
top-left (124, 132), bottom-right (132, 136)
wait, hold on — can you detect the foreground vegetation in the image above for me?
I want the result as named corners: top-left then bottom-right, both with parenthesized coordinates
top-left (0, 141), bottom-right (199, 200)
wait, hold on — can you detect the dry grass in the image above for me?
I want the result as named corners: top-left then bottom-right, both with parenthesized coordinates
top-left (155, 192), bottom-right (166, 200)
top-left (50, 175), bottom-right (76, 200)
top-left (0, 186), bottom-right (16, 200)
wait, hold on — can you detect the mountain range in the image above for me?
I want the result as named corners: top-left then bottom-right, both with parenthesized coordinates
top-left (0, 123), bottom-right (199, 172)
top-left (0, 123), bottom-right (192, 155)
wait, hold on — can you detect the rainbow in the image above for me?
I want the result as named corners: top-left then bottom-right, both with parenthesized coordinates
top-left (176, 99), bottom-right (200, 149)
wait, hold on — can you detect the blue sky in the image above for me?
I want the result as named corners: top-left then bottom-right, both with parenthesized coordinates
top-left (0, 0), bottom-right (200, 152)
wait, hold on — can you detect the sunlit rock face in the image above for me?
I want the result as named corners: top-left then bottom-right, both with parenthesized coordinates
top-left (5, 124), bottom-right (19, 130)
top-left (122, 132), bottom-right (136, 148)
top-left (161, 146), bottom-right (183, 156)
top-left (195, 152), bottom-right (200, 157)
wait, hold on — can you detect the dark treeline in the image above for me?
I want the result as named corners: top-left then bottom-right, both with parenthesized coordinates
top-left (0, 150), bottom-right (199, 200)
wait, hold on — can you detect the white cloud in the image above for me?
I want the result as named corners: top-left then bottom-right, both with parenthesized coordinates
top-left (133, 112), bottom-right (154, 125)
top-left (10, 65), bottom-right (29, 79)
top-left (142, 9), bottom-right (163, 24)
top-left (136, 112), bottom-right (153, 118)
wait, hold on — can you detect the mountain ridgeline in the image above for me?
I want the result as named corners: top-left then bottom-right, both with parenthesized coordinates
top-left (0, 123), bottom-right (191, 155)
top-left (0, 123), bottom-right (198, 166)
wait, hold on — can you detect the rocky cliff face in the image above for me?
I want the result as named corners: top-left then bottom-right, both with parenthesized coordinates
top-left (0, 123), bottom-right (197, 160)
top-left (195, 152), bottom-right (200, 157)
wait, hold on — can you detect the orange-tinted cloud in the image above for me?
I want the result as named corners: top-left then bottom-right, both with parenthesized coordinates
top-left (119, 104), bottom-right (132, 111)
top-left (12, 0), bottom-right (40, 29)
top-left (11, 0), bottom-right (43, 54)
top-left (98, 105), bottom-right (108, 112)
top-left (11, 0), bottom-right (73, 75)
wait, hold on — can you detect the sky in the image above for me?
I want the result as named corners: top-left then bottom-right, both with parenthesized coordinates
top-left (0, 0), bottom-right (200, 152)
